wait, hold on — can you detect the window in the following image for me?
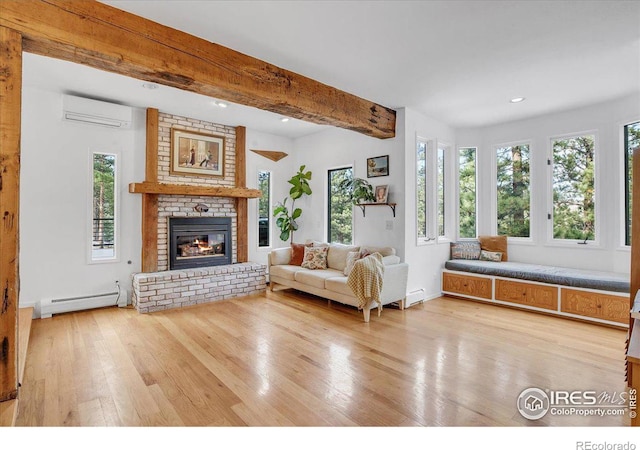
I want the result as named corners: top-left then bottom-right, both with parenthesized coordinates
top-left (625, 122), bottom-right (640, 246)
top-left (496, 143), bottom-right (530, 238)
top-left (458, 147), bottom-right (477, 238)
top-left (417, 140), bottom-right (428, 240)
top-left (258, 170), bottom-right (271, 247)
top-left (437, 144), bottom-right (446, 238)
top-left (92, 152), bottom-right (117, 261)
top-left (551, 134), bottom-right (596, 242)
top-left (328, 167), bottom-right (353, 244)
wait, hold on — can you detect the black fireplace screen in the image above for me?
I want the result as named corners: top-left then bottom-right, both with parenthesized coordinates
top-left (169, 217), bottom-right (232, 269)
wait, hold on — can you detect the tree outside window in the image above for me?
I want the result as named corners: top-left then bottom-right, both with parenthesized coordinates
top-left (496, 144), bottom-right (530, 238)
top-left (328, 167), bottom-right (353, 244)
top-left (459, 147), bottom-right (477, 238)
top-left (92, 152), bottom-right (116, 260)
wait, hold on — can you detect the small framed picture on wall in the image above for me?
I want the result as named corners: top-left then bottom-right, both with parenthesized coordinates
top-left (367, 155), bottom-right (389, 178)
top-left (374, 185), bottom-right (388, 203)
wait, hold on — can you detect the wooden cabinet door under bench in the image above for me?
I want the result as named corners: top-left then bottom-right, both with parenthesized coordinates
top-left (442, 270), bottom-right (628, 328)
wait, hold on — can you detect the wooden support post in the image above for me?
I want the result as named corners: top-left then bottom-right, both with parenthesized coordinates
top-left (141, 108), bottom-right (159, 273)
top-left (235, 126), bottom-right (248, 263)
top-left (0, 26), bottom-right (22, 402)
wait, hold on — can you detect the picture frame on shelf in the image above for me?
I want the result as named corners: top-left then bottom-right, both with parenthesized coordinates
top-left (170, 129), bottom-right (225, 178)
top-left (367, 155), bottom-right (389, 178)
top-left (374, 185), bottom-right (388, 203)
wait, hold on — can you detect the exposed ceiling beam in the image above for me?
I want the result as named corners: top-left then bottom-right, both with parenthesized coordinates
top-left (0, 0), bottom-right (396, 139)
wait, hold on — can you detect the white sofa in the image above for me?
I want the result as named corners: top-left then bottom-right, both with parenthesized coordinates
top-left (268, 243), bottom-right (409, 322)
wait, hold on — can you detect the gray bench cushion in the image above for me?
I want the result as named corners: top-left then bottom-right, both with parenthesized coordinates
top-left (444, 260), bottom-right (630, 293)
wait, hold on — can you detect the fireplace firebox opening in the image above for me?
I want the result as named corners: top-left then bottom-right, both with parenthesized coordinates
top-left (169, 217), bottom-right (232, 269)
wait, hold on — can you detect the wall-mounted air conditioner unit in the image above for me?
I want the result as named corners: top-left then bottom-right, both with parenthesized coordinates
top-left (62, 94), bottom-right (132, 129)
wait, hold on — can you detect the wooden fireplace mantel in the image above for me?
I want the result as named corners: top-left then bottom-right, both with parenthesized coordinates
top-left (129, 182), bottom-right (261, 199)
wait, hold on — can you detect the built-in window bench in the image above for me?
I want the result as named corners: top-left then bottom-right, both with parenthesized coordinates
top-left (442, 260), bottom-right (629, 328)
top-left (132, 262), bottom-right (266, 313)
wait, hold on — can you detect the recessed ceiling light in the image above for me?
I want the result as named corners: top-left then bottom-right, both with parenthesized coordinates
top-left (510, 97), bottom-right (525, 103)
top-left (211, 100), bottom-right (228, 108)
top-left (217, 102), bottom-right (228, 108)
top-left (280, 117), bottom-right (290, 122)
top-left (142, 82), bottom-right (158, 90)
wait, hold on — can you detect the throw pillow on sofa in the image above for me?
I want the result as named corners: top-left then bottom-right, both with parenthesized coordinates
top-left (290, 242), bottom-right (312, 266)
top-left (301, 246), bottom-right (329, 270)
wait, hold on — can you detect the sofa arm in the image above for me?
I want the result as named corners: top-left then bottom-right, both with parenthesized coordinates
top-left (380, 263), bottom-right (409, 304)
top-left (268, 247), bottom-right (292, 269)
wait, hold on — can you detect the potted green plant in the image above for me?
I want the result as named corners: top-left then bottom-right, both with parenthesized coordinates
top-left (273, 165), bottom-right (312, 243)
top-left (338, 177), bottom-right (375, 205)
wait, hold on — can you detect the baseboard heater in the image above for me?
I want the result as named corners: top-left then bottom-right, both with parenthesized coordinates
top-left (40, 283), bottom-right (127, 318)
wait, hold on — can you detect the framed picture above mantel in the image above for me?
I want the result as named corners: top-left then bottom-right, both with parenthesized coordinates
top-left (367, 155), bottom-right (389, 178)
top-left (170, 129), bottom-right (225, 178)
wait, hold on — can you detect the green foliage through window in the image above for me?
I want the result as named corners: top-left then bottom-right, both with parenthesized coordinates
top-left (459, 147), bottom-right (476, 238)
top-left (496, 144), bottom-right (530, 237)
top-left (328, 167), bottom-right (353, 244)
top-left (552, 135), bottom-right (595, 241)
top-left (625, 122), bottom-right (639, 246)
top-left (437, 145), bottom-right (446, 237)
top-left (417, 141), bottom-right (427, 239)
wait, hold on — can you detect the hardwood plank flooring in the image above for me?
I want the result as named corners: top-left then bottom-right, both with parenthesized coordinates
top-left (15, 290), bottom-right (630, 426)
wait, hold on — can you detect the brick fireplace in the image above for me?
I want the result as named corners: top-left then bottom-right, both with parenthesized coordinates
top-left (130, 110), bottom-right (266, 313)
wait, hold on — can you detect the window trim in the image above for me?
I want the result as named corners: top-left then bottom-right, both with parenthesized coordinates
top-left (491, 140), bottom-right (533, 242)
top-left (436, 140), bottom-right (451, 243)
top-left (257, 169), bottom-right (272, 249)
top-left (416, 136), bottom-right (436, 246)
top-left (547, 130), bottom-right (600, 247)
top-left (621, 119), bottom-right (639, 248)
top-left (88, 150), bottom-right (119, 264)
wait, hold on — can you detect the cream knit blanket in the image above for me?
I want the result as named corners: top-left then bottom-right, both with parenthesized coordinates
top-left (347, 252), bottom-right (385, 311)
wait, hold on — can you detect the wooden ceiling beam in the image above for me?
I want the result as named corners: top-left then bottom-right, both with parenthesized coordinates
top-left (0, 0), bottom-right (396, 139)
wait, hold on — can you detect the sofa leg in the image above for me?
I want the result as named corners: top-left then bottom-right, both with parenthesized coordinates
top-left (363, 308), bottom-right (370, 323)
top-left (269, 282), bottom-right (275, 292)
top-left (399, 298), bottom-right (405, 310)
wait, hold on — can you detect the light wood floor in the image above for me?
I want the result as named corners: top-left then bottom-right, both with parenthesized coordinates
top-left (16, 290), bottom-right (629, 426)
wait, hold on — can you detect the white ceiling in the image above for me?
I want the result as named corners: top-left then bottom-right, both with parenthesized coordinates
top-left (26, 1), bottom-right (640, 138)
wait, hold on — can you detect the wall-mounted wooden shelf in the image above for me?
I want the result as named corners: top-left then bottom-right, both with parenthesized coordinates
top-left (356, 202), bottom-right (396, 217)
top-left (129, 182), bottom-right (261, 198)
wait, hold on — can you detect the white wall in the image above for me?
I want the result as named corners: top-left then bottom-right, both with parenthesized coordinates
top-left (246, 129), bottom-right (296, 266)
top-left (457, 95), bottom-right (640, 274)
top-left (20, 88), bottom-right (145, 315)
top-left (292, 126), bottom-right (405, 255)
top-left (401, 108), bottom-right (458, 302)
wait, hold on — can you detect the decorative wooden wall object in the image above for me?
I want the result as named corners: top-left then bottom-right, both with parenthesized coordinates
top-left (0, 26), bottom-right (22, 403)
top-left (141, 108), bottom-right (159, 273)
top-left (0, 0), bottom-right (395, 139)
top-left (250, 150), bottom-right (288, 162)
top-left (236, 126), bottom-right (248, 263)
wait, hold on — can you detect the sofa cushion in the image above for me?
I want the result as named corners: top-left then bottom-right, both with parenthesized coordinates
top-left (269, 247), bottom-right (291, 266)
top-left (359, 246), bottom-right (396, 257)
top-left (478, 235), bottom-right (508, 261)
top-left (327, 243), bottom-right (359, 272)
top-left (382, 255), bottom-right (401, 266)
top-left (295, 269), bottom-right (343, 289)
top-left (269, 264), bottom-right (301, 281)
top-left (325, 276), bottom-right (352, 296)
top-left (301, 246), bottom-right (329, 270)
top-left (290, 242), bottom-right (312, 266)
top-left (344, 251), bottom-right (360, 276)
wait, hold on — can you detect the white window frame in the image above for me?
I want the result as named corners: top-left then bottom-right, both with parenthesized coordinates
top-left (491, 140), bottom-right (533, 242)
top-left (88, 150), bottom-right (119, 264)
top-left (326, 164), bottom-right (354, 245)
top-left (436, 140), bottom-right (453, 243)
top-left (547, 130), bottom-right (600, 248)
top-left (620, 119), bottom-right (639, 249)
top-left (416, 136), bottom-right (437, 245)
top-left (456, 146), bottom-right (478, 240)
top-left (257, 169), bottom-right (272, 249)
